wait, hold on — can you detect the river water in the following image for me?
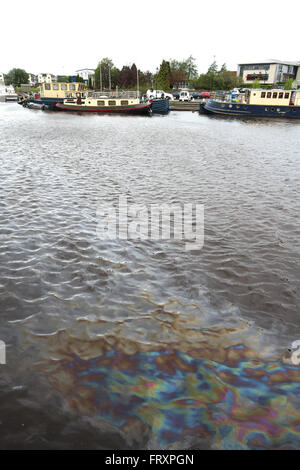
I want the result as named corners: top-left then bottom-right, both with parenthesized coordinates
top-left (0, 102), bottom-right (300, 449)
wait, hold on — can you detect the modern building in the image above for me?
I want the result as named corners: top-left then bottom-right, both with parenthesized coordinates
top-left (75, 68), bottom-right (95, 85)
top-left (237, 60), bottom-right (300, 86)
top-left (37, 73), bottom-right (57, 84)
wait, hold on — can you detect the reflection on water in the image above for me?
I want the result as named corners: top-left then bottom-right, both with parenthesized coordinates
top-left (0, 103), bottom-right (300, 449)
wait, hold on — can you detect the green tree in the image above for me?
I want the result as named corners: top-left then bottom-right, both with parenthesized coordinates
top-left (76, 74), bottom-right (84, 83)
top-left (252, 78), bottom-right (260, 88)
top-left (284, 78), bottom-right (294, 90)
top-left (94, 58), bottom-right (117, 89)
top-left (57, 75), bottom-right (68, 82)
top-left (169, 56), bottom-right (197, 88)
top-left (190, 63), bottom-right (243, 91)
top-left (207, 60), bottom-right (218, 74)
top-left (156, 60), bottom-right (171, 90)
top-left (5, 68), bottom-right (29, 87)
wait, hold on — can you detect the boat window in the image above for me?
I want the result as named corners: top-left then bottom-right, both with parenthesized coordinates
top-left (271, 107), bottom-right (275, 111)
top-left (279, 93), bottom-right (283, 99)
top-left (97, 101), bottom-right (105, 106)
top-left (272, 92), bottom-right (277, 99)
top-left (284, 92), bottom-right (289, 99)
top-left (267, 92), bottom-right (271, 98)
top-left (261, 92), bottom-right (266, 98)
top-left (293, 109), bottom-right (296, 112)
top-left (236, 105), bottom-right (240, 109)
top-left (45, 84), bottom-right (51, 90)
top-left (277, 108), bottom-right (281, 112)
top-left (265, 107), bottom-right (269, 111)
top-left (69, 84), bottom-right (75, 91)
top-left (108, 100), bottom-right (116, 106)
top-left (121, 100), bottom-right (128, 105)
top-left (53, 84), bottom-right (59, 90)
top-left (61, 84), bottom-right (67, 90)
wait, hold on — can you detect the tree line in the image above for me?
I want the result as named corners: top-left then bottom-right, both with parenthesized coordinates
top-left (3, 59), bottom-right (295, 91)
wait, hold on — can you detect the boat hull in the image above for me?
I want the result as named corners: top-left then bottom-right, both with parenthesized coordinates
top-left (151, 99), bottom-right (170, 114)
top-left (200, 99), bottom-right (300, 118)
top-left (56, 102), bottom-right (151, 114)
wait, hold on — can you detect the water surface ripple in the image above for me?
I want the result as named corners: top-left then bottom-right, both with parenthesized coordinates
top-left (0, 103), bottom-right (300, 449)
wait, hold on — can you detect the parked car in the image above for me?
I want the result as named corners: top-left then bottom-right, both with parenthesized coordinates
top-left (172, 92), bottom-right (180, 100)
top-left (179, 90), bottom-right (191, 101)
top-left (146, 89), bottom-right (173, 100)
top-left (199, 91), bottom-right (210, 99)
top-left (190, 92), bottom-right (202, 100)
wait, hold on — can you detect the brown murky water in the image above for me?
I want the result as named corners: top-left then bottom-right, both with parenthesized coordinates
top-left (0, 103), bottom-right (300, 449)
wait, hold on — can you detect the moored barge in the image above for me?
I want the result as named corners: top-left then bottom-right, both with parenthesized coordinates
top-left (19, 83), bottom-right (153, 114)
top-left (200, 89), bottom-right (300, 118)
top-left (56, 91), bottom-right (151, 114)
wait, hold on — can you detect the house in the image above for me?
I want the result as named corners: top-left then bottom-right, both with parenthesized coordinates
top-left (75, 68), bottom-right (95, 86)
top-left (37, 73), bottom-right (57, 84)
top-left (237, 60), bottom-right (300, 86)
top-left (28, 73), bottom-right (38, 85)
top-left (0, 72), bottom-right (4, 83)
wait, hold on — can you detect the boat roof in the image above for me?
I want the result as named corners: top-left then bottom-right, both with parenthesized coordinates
top-left (250, 88), bottom-right (297, 91)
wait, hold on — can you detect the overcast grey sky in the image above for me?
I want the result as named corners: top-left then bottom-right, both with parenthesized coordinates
top-left (1, 0), bottom-right (300, 75)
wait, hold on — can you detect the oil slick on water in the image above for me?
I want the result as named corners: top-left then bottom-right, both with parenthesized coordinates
top-left (19, 296), bottom-right (300, 450)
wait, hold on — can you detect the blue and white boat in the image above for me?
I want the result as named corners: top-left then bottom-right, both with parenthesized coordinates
top-left (200, 88), bottom-right (300, 118)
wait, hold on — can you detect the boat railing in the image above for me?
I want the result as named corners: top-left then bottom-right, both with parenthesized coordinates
top-left (87, 90), bottom-right (140, 99)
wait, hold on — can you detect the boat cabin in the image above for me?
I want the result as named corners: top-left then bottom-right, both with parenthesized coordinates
top-left (247, 89), bottom-right (300, 106)
top-left (39, 82), bottom-right (85, 99)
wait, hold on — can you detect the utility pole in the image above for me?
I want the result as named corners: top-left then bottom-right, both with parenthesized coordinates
top-left (99, 61), bottom-right (102, 92)
top-left (109, 66), bottom-right (111, 91)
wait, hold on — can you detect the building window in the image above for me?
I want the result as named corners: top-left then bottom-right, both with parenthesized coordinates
top-left (284, 92), bottom-right (290, 99)
top-left (267, 92), bottom-right (271, 98)
top-left (272, 92), bottom-right (277, 99)
top-left (279, 92), bottom-right (283, 99)
top-left (108, 100), bottom-right (116, 106)
top-left (261, 92), bottom-right (266, 98)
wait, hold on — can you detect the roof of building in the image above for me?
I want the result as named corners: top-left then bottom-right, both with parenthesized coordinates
top-left (75, 68), bottom-right (95, 72)
top-left (238, 59), bottom-right (300, 66)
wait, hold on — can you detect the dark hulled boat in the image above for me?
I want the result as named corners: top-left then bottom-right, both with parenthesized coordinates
top-left (200, 89), bottom-right (300, 118)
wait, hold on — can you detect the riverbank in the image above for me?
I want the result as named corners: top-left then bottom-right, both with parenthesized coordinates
top-left (169, 100), bottom-right (201, 111)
